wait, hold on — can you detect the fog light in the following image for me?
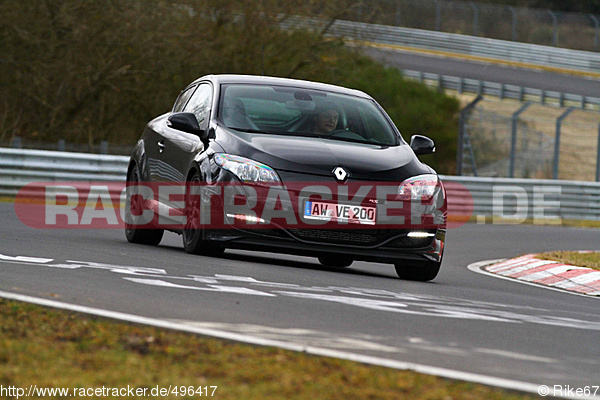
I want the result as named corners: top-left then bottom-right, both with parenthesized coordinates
top-left (226, 213), bottom-right (265, 224)
top-left (407, 231), bottom-right (435, 238)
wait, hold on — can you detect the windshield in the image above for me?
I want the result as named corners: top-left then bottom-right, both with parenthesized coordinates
top-left (219, 83), bottom-right (400, 146)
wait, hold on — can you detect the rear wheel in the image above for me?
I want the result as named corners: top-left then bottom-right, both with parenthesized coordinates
top-left (318, 254), bottom-right (353, 268)
top-left (182, 170), bottom-right (224, 257)
top-left (394, 260), bottom-right (441, 281)
top-left (124, 165), bottom-right (164, 246)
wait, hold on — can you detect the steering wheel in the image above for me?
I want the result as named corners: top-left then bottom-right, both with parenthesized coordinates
top-left (326, 129), bottom-right (352, 137)
top-left (326, 129), bottom-right (364, 141)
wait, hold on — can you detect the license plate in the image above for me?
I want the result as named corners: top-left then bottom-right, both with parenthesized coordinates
top-left (303, 201), bottom-right (376, 225)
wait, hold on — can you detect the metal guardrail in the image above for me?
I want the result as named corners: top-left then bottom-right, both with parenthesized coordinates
top-left (0, 148), bottom-right (129, 197)
top-left (442, 175), bottom-right (600, 222)
top-left (283, 16), bottom-right (600, 75)
top-left (2, 148), bottom-right (599, 222)
top-left (402, 69), bottom-right (600, 110)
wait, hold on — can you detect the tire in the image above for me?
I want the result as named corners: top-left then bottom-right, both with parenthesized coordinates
top-left (394, 260), bottom-right (441, 282)
top-left (182, 169), bottom-right (225, 257)
top-left (124, 165), bottom-right (164, 246)
top-left (318, 254), bottom-right (353, 268)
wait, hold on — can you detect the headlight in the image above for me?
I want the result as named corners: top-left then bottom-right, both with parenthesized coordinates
top-left (397, 174), bottom-right (440, 201)
top-left (214, 153), bottom-right (281, 185)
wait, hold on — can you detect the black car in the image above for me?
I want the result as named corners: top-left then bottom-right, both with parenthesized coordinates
top-left (125, 75), bottom-right (446, 281)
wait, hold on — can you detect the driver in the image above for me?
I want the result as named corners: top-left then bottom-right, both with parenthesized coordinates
top-left (313, 106), bottom-right (339, 135)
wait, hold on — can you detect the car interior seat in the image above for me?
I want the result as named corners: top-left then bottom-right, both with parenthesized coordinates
top-left (222, 98), bottom-right (259, 131)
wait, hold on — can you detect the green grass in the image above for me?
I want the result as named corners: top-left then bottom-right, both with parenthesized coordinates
top-left (0, 299), bottom-right (538, 400)
top-left (537, 251), bottom-right (600, 271)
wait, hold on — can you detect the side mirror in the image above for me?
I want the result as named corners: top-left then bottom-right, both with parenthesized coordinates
top-left (410, 135), bottom-right (436, 155)
top-left (167, 112), bottom-right (207, 138)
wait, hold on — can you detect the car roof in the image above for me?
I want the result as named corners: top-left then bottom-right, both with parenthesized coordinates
top-left (191, 74), bottom-right (371, 99)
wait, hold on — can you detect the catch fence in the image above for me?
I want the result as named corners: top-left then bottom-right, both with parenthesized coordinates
top-left (458, 97), bottom-right (600, 182)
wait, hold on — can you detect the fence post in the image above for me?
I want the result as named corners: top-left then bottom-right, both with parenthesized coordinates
top-left (435, 0), bottom-right (441, 31)
top-left (509, 102), bottom-right (532, 178)
top-left (470, 2), bottom-right (479, 36)
top-left (596, 122), bottom-right (600, 182)
top-left (553, 107), bottom-right (574, 180)
top-left (590, 14), bottom-right (599, 52)
top-left (508, 6), bottom-right (518, 41)
top-left (548, 10), bottom-right (558, 46)
top-left (357, 1), bottom-right (363, 21)
top-left (457, 94), bottom-right (483, 176)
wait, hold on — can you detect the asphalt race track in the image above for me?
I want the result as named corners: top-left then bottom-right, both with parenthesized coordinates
top-left (361, 46), bottom-right (600, 98)
top-left (1, 201), bottom-right (599, 395)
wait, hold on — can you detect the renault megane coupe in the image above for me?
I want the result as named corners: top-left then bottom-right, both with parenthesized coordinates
top-left (125, 75), bottom-right (446, 281)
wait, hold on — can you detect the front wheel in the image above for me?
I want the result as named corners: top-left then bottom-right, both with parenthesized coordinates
top-left (394, 260), bottom-right (441, 282)
top-left (182, 170), bottom-right (224, 257)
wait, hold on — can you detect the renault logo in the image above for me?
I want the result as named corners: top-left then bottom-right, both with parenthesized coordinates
top-left (332, 166), bottom-right (350, 182)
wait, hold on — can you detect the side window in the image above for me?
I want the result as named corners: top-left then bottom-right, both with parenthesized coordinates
top-left (172, 85), bottom-right (197, 112)
top-left (183, 83), bottom-right (212, 128)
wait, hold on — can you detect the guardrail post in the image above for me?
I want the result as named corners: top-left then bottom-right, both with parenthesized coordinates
top-left (508, 6), bottom-right (518, 41)
top-left (458, 77), bottom-right (464, 94)
top-left (518, 86), bottom-right (524, 101)
top-left (553, 107), bottom-right (574, 179)
top-left (470, 2), bottom-right (479, 36)
top-left (100, 141), bottom-right (109, 154)
top-left (457, 94), bottom-right (483, 176)
top-left (590, 14), bottom-right (599, 52)
top-left (548, 10), bottom-right (558, 46)
top-left (395, 5), bottom-right (401, 26)
top-left (500, 84), bottom-right (505, 100)
top-left (596, 122), bottom-right (600, 182)
top-left (558, 92), bottom-right (564, 107)
top-left (509, 102), bottom-right (533, 178)
top-left (58, 139), bottom-right (66, 151)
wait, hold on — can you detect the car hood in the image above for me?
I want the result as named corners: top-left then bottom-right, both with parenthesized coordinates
top-left (215, 128), bottom-right (432, 182)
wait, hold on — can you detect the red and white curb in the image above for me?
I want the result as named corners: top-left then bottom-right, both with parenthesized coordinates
top-left (482, 254), bottom-right (600, 297)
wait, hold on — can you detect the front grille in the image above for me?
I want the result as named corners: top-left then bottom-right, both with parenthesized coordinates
top-left (287, 228), bottom-right (393, 246)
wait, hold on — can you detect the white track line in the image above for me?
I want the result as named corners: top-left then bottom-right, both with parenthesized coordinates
top-left (468, 260), bottom-right (600, 300)
top-left (0, 289), bottom-right (553, 397)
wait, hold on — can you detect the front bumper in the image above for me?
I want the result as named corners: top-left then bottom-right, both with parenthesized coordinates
top-left (205, 224), bottom-right (445, 264)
